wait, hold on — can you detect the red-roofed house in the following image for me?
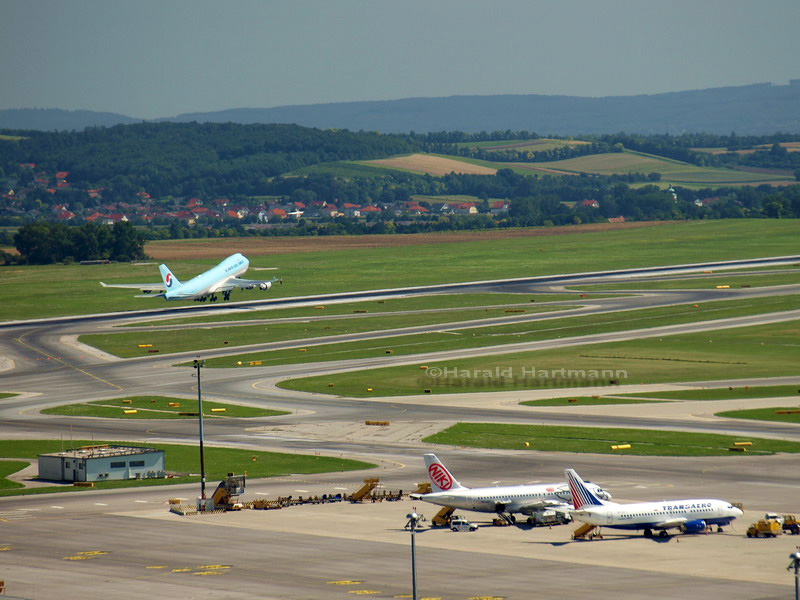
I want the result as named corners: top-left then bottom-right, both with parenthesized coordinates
top-left (579, 200), bottom-right (599, 208)
top-left (607, 216), bottom-right (625, 223)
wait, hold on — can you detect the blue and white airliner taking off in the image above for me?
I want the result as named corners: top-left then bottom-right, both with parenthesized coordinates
top-left (566, 468), bottom-right (742, 538)
top-left (100, 253), bottom-right (281, 302)
top-left (409, 454), bottom-right (611, 523)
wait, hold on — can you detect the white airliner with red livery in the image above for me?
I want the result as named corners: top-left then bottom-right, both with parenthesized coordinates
top-left (101, 253), bottom-right (280, 302)
top-left (566, 468), bottom-right (742, 538)
top-left (410, 453), bottom-right (611, 523)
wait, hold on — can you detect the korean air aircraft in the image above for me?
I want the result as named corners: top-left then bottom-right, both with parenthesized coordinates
top-left (100, 253), bottom-right (280, 302)
top-left (565, 468), bottom-right (742, 538)
top-left (409, 453), bottom-right (612, 523)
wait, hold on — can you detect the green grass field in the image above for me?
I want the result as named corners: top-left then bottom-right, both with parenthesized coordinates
top-left (277, 319), bottom-right (800, 397)
top-left (509, 150), bottom-right (794, 186)
top-left (520, 396), bottom-right (660, 407)
top-left (81, 303), bottom-right (573, 358)
top-left (0, 440), bottom-right (374, 497)
top-left (207, 293), bottom-right (799, 368)
top-left (617, 385), bottom-right (800, 401)
top-left (422, 423), bottom-right (800, 456)
top-left (572, 271), bottom-right (800, 291)
top-left (715, 407), bottom-right (800, 424)
top-left (123, 293), bottom-right (592, 327)
top-left (2, 220), bottom-right (799, 320)
top-left (41, 396), bottom-right (289, 419)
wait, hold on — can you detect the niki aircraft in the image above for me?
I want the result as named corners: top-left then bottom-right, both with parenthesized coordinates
top-left (566, 468), bottom-right (743, 538)
top-left (410, 453), bottom-right (612, 523)
top-left (100, 253), bottom-right (280, 302)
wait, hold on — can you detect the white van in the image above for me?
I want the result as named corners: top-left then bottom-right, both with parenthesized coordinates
top-left (450, 517), bottom-right (478, 532)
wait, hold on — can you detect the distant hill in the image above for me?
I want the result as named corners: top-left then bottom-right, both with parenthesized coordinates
top-left (2, 81), bottom-right (799, 134)
top-left (0, 108), bottom-right (139, 131)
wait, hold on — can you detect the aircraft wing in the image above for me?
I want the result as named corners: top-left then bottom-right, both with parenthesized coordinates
top-left (210, 276), bottom-right (282, 292)
top-left (520, 499), bottom-right (571, 512)
top-left (653, 517), bottom-right (687, 530)
top-left (100, 281), bottom-right (166, 292)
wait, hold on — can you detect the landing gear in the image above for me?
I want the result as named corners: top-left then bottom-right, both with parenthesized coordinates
top-left (210, 294), bottom-right (218, 302)
top-left (658, 530), bottom-right (669, 538)
top-left (222, 291), bottom-right (231, 301)
top-left (644, 528), bottom-right (653, 538)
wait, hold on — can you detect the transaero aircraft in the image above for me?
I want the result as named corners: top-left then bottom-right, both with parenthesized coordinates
top-left (566, 468), bottom-right (743, 538)
top-left (100, 253), bottom-right (281, 302)
top-left (409, 454), bottom-right (612, 523)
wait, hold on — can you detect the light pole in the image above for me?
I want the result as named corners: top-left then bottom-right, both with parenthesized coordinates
top-left (789, 550), bottom-right (800, 600)
top-left (405, 510), bottom-right (425, 600)
top-left (193, 359), bottom-right (206, 507)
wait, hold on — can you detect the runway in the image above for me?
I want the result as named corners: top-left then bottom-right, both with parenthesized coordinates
top-left (1, 257), bottom-right (799, 599)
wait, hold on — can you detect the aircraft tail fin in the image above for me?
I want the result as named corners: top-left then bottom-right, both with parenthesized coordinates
top-left (423, 453), bottom-right (466, 493)
top-left (565, 469), bottom-right (607, 510)
top-left (159, 264), bottom-right (181, 290)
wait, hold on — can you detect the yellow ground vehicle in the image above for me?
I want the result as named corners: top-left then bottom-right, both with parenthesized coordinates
top-left (746, 519), bottom-right (782, 538)
top-left (782, 515), bottom-right (800, 535)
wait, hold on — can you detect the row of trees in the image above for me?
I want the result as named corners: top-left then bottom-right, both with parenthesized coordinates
top-left (12, 221), bottom-right (146, 264)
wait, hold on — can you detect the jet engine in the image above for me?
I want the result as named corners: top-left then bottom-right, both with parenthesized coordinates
top-left (681, 519), bottom-right (707, 534)
top-left (259, 282), bottom-right (272, 290)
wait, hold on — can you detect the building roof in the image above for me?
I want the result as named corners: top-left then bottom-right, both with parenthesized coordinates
top-left (39, 445), bottom-right (162, 459)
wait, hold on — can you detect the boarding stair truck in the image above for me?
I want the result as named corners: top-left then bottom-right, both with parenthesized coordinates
top-left (431, 506), bottom-right (456, 527)
top-left (199, 474), bottom-right (246, 511)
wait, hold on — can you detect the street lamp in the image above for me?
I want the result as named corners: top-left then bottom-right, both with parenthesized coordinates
top-left (405, 510), bottom-right (425, 600)
top-left (788, 550), bottom-right (800, 600)
top-left (193, 359), bottom-right (206, 508)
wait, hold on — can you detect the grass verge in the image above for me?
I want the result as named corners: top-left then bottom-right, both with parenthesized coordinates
top-left (276, 319), bottom-right (800, 397)
top-left (0, 440), bottom-right (374, 497)
top-left (715, 407), bottom-right (800, 424)
top-left (40, 396), bottom-right (288, 419)
top-left (422, 423), bottom-right (800, 456)
top-left (616, 385), bottom-right (800, 401)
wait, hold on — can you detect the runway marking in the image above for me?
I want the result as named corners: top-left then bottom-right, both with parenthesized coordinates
top-left (94, 503), bottom-right (109, 506)
top-left (0, 511), bottom-right (33, 520)
top-left (193, 571), bottom-right (226, 576)
top-left (0, 546), bottom-right (11, 551)
top-left (347, 591), bottom-right (380, 595)
top-left (328, 580), bottom-right (364, 585)
top-left (134, 500), bottom-right (148, 503)
top-left (171, 568), bottom-right (192, 573)
top-left (146, 565), bottom-right (167, 569)
top-left (198, 564), bottom-right (231, 570)
top-left (51, 506), bottom-right (64, 509)
top-left (14, 331), bottom-right (123, 391)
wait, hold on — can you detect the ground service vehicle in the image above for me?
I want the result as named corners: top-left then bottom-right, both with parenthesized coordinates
top-left (747, 519), bottom-right (782, 538)
top-left (450, 517), bottom-right (478, 532)
top-left (783, 515), bottom-right (800, 535)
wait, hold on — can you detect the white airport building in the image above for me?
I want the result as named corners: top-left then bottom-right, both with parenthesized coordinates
top-left (38, 445), bottom-right (166, 482)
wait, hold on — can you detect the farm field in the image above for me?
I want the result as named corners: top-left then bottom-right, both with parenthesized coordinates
top-left (510, 151), bottom-right (794, 186)
top-left (363, 153), bottom-right (498, 175)
top-left (2, 220), bottom-right (798, 321)
top-left (359, 150), bottom-right (794, 187)
top-left (276, 318), bottom-right (800, 397)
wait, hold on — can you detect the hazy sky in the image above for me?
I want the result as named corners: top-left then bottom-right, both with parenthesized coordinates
top-left (2, 0), bottom-right (798, 119)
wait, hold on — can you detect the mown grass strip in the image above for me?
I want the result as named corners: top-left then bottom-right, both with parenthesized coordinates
top-left (41, 396), bottom-right (288, 419)
top-left (3, 220), bottom-right (800, 320)
top-left (81, 304), bottom-right (573, 358)
top-left (0, 440), bottom-right (374, 497)
top-left (715, 407), bottom-right (800, 424)
top-left (422, 423), bottom-right (800, 456)
top-left (123, 293), bottom-right (598, 327)
top-left (521, 396), bottom-right (661, 407)
top-left (617, 385), bottom-right (800, 401)
top-left (277, 319), bottom-right (800, 397)
top-left (216, 293), bottom-right (799, 369)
